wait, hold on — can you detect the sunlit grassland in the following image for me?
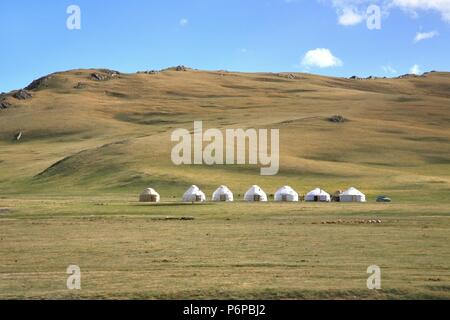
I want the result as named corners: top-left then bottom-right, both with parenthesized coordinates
top-left (0, 197), bottom-right (449, 299)
top-left (0, 69), bottom-right (449, 299)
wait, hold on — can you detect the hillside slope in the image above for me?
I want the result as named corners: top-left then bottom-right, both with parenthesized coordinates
top-left (0, 68), bottom-right (449, 200)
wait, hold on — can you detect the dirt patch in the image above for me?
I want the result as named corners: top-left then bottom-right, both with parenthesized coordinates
top-left (0, 208), bottom-right (12, 215)
top-left (314, 219), bottom-right (383, 225)
top-left (163, 216), bottom-right (194, 221)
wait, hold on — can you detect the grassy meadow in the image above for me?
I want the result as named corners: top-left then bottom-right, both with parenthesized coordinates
top-left (0, 69), bottom-right (449, 299)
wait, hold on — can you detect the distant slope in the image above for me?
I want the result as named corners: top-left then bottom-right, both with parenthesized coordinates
top-left (0, 68), bottom-right (449, 200)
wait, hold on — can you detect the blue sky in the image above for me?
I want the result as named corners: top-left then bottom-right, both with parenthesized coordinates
top-left (0, 0), bottom-right (449, 92)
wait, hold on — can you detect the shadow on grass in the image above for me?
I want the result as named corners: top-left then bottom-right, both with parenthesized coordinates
top-left (17, 287), bottom-right (450, 300)
top-left (130, 202), bottom-right (216, 207)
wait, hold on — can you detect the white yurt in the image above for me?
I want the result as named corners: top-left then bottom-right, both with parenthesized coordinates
top-left (182, 185), bottom-right (206, 203)
top-left (339, 187), bottom-right (366, 202)
top-left (304, 188), bottom-right (331, 202)
top-left (139, 188), bottom-right (160, 203)
top-left (274, 186), bottom-right (299, 202)
top-left (244, 185), bottom-right (268, 202)
top-left (212, 185), bottom-right (234, 202)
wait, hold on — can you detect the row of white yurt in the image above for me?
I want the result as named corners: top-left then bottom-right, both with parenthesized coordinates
top-left (339, 187), bottom-right (366, 202)
top-left (182, 185), bottom-right (206, 202)
top-left (275, 186), bottom-right (299, 202)
top-left (304, 188), bottom-right (331, 202)
top-left (244, 185), bottom-right (268, 202)
top-left (139, 188), bottom-right (161, 203)
top-left (303, 187), bottom-right (367, 202)
top-left (212, 185), bottom-right (234, 202)
top-left (139, 186), bottom-right (366, 203)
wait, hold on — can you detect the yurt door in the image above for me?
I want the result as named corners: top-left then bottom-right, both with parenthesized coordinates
top-left (254, 194), bottom-right (261, 201)
top-left (314, 196), bottom-right (319, 202)
top-left (281, 194), bottom-right (288, 202)
top-left (195, 195), bottom-right (202, 202)
top-left (220, 194), bottom-right (226, 201)
top-left (150, 195), bottom-right (156, 202)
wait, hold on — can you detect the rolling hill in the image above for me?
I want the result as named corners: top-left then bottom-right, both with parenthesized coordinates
top-left (0, 68), bottom-right (449, 201)
top-left (1, 68), bottom-right (450, 299)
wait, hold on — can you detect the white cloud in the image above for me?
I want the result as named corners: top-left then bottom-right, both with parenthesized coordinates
top-left (382, 65), bottom-right (398, 74)
top-left (338, 7), bottom-right (365, 25)
top-left (326, 0), bottom-right (450, 24)
top-left (179, 18), bottom-right (189, 27)
top-left (414, 30), bottom-right (439, 42)
top-left (391, 0), bottom-right (450, 23)
top-left (409, 64), bottom-right (422, 75)
top-left (301, 48), bottom-right (343, 68)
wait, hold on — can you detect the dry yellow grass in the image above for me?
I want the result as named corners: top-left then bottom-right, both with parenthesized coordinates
top-left (0, 69), bottom-right (449, 299)
top-left (0, 198), bottom-right (449, 299)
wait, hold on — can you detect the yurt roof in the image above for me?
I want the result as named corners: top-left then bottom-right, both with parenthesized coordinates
top-left (306, 188), bottom-right (330, 196)
top-left (186, 185), bottom-right (200, 192)
top-left (275, 186), bottom-right (297, 194)
top-left (141, 188), bottom-right (158, 195)
top-left (215, 185), bottom-right (231, 192)
top-left (341, 187), bottom-right (365, 196)
top-left (247, 185), bottom-right (264, 193)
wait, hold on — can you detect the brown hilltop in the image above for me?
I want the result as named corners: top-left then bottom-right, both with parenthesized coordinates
top-left (0, 68), bottom-right (449, 196)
